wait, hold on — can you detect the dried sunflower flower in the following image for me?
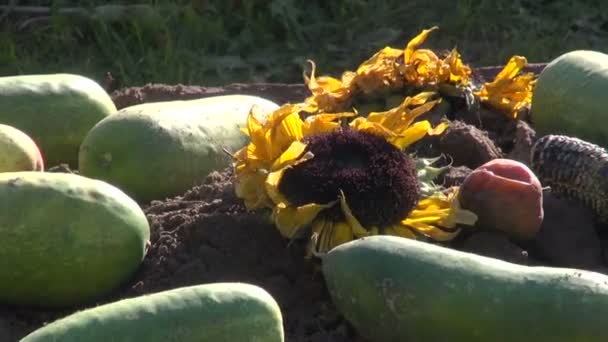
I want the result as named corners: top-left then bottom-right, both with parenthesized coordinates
top-left (232, 96), bottom-right (477, 256)
top-left (399, 26), bottom-right (472, 88)
top-left (475, 55), bottom-right (537, 119)
top-left (302, 26), bottom-right (473, 118)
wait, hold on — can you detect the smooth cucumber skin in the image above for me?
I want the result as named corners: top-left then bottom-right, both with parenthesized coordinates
top-left (0, 124), bottom-right (44, 172)
top-left (20, 283), bottom-right (285, 342)
top-left (0, 172), bottom-right (150, 308)
top-left (0, 74), bottom-right (117, 167)
top-left (531, 50), bottom-right (608, 147)
top-left (322, 235), bottom-right (608, 342)
top-left (78, 95), bottom-right (279, 203)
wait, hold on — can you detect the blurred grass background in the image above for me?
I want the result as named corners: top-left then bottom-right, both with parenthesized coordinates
top-left (1, 0), bottom-right (607, 88)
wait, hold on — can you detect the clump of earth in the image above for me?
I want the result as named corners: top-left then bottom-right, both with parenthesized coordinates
top-left (3, 62), bottom-right (606, 342)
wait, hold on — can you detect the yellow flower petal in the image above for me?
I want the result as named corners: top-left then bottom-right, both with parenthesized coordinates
top-left (303, 60), bottom-right (356, 113)
top-left (390, 120), bottom-right (442, 150)
top-left (399, 27), bottom-right (472, 88)
top-left (271, 141), bottom-right (308, 171)
top-left (384, 225), bottom-right (417, 239)
top-left (234, 171), bottom-right (270, 209)
top-left (438, 187), bottom-right (478, 228)
top-left (404, 26), bottom-right (439, 63)
top-left (354, 46), bottom-right (404, 94)
top-left (444, 48), bottom-right (472, 85)
top-left (399, 188), bottom-right (475, 242)
top-left (273, 202), bottom-right (336, 239)
top-left (330, 221), bottom-right (355, 249)
top-left (304, 112), bottom-right (356, 136)
top-left (338, 190), bottom-right (369, 238)
top-left (265, 168), bottom-right (291, 206)
top-left (266, 111), bottom-right (305, 159)
top-left (475, 55), bottom-right (537, 119)
top-left (402, 220), bottom-right (461, 241)
top-left (236, 103), bottom-right (308, 175)
top-left (309, 218), bottom-right (355, 255)
top-left (309, 218), bottom-right (330, 255)
top-left (349, 117), bottom-right (399, 139)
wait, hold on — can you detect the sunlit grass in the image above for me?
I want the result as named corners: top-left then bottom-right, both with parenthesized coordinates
top-left (1, 0), bottom-right (606, 87)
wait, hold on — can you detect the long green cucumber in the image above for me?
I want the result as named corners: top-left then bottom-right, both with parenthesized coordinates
top-left (0, 73), bottom-right (116, 167)
top-left (531, 50), bottom-right (608, 148)
top-left (323, 235), bottom-right (608, 341)
top-left (78, 94), bottom-right (279, 203)
top-left (20, 283), bottom-right (284, 342)
top-left (0, 124), bottom-right (44, 171)
top-left (0, 171), bottom-right (149, 308)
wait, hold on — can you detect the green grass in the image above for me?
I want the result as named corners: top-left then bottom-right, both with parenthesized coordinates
top-left (1, 0), bottom-right (607, 88)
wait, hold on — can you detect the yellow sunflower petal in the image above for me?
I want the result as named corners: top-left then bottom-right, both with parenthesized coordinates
top-left (246, 106), bottom-right (265, 143)
top-left (366, 92), bottom-right (439, 132)
top-left (349, 117), bottom-right (399, 139)
top-left (399, 190), bottom-right (470, 242)
top-left (475, 55), bottom-right (536, 119)
top-left (309, 219), bottom-right (355, 255)
top-left (439, 187), bottom-right (478, 228)
top-left (265, 168), bottom-right (291, 206)
top-left (444, 48), bottom-right (472, 85)
top-left (338, 190), bottom-right (369, 238)
top-left (272, 201), bottom-right (336, 239)
top-left (303, 60), bottom-right (355, 113)
top-left (271, 140), bottom-right (308, 171)
top-left (404, 26), bottom-right (439, 63)
top-left (355, 46), bottom-right (404, 94)
top-left (266, 111), bottom-right (305, 159)
top-left (402, 220), bottom-right (461, 241)
top-left (304, 112), bottom-right (356, 136)
top-left (234, 171), bottom-right (270, 209)
top-left (384, 225), bottom-right (417, 239)
top-left (389, 120), bottom-right (444, 150)
top-left (330, 221), bottom-right (355, 249)
top-left (309, 218), bottom-right (330, 255)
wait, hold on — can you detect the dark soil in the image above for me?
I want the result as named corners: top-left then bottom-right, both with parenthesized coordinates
top-left (5, 61), bottom-right (608, 342)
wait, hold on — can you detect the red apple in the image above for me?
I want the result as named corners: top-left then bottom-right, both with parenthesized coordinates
top-left (458, 158), bottom-right (543, 240)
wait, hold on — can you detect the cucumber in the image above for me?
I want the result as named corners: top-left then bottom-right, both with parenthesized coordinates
top-left (0, 73), bottom-right (116, 167)
top-left (20, 282), bottom-right (284, 342)
top-left (0, 172), bottom-right (149, 308)
top-left (531, 50), bottom-right (608, 147)
top-left (0, 124), bottom-right (44, 172)
top-left (322, 235), bottom-right (608, 341)
top-left (78, 95), bottom-right (279, 203)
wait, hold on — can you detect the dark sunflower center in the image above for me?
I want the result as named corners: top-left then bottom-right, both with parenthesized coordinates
top-left (278, 128), bottom-right (420, 228)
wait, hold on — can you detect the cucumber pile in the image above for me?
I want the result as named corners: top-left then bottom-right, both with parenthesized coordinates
top-left (0, 73), bottom-right (286, 341)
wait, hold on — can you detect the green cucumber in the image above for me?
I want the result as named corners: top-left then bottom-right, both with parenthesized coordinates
top-left (78, 95), bottom-right (279, 203)
top-left (0, 124), bottom-right (44, 172)
top-left (0, 172), bottom-right (149, 308)
top-left (0, 74), bottom-right (116, 167)
top-left (531, 50), bottom-right (608, 147)
top-left (323, 235), bottom-right (608, 341)
top-left (20, 282), bottom-right (284, 342)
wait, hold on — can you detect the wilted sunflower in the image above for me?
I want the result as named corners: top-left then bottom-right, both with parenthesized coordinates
top-left (232, 92), bottom-right (477, 256)
top-left (302, 26), bottom-right (473, 115)
top-left (302, 26), bottom-right (536, 122)
top-left (475, 55), bottom-right (537, 119)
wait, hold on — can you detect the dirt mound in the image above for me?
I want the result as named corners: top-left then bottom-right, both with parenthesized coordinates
top-left (8, 62), bottom-right (608, 342)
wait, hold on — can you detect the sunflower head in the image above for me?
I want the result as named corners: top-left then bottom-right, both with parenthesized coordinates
top-left (231, 28), bottom-right (484, 257)
top-left (232, 99), bottom-right (477, 257)
top-left (279, 128), bottom-right (420, 228)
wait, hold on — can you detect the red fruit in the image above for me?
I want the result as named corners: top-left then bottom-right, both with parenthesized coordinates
top-left (458, 158), bottom-right (543, 240)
